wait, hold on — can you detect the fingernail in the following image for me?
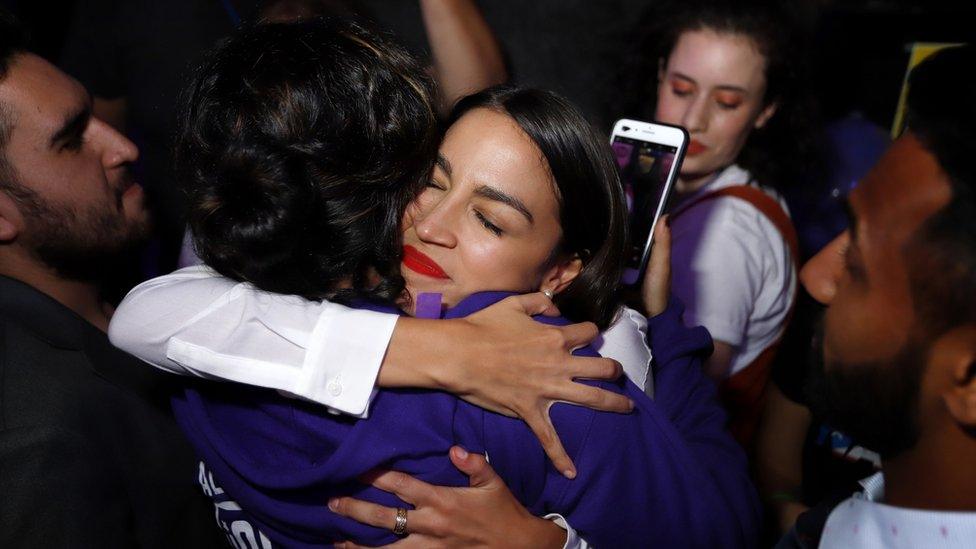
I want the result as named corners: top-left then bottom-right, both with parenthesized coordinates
top-left (627, 399), bottom-right (635, 411)
top-left (563, 468), bottom-right (577, 479)
top-left (454, 446), bottom-right (469, 459)
top-left (328, 498), bottom-right (339, 511)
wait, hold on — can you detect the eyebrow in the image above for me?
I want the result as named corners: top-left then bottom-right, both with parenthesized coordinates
top-left (49, 98), bottom-right (92, 149)
top-left (435, 154), bottom-right (452, 176)
top-left (475, 185), bottom-right (534, 223)
top-left (669, 71), bottom-right (748, 94)
top-left (435, 153), bottom-right (534, 223)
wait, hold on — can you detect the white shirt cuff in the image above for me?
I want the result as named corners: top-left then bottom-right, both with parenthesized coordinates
top-left (298, 305), bottom-right (398, 417)
top-left (544, 513), bottom-right (589, 549)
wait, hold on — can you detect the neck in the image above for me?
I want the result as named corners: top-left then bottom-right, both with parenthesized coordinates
top-left (883, 432), bottom-right (976, 511)
top-left (0, 250), bottom-right (109, 332)
top-left (675, 172), bottom-right (716, 195)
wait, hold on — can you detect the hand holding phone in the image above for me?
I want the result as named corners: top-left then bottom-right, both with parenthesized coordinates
top-left (610, 119), bottom-right (687, 285)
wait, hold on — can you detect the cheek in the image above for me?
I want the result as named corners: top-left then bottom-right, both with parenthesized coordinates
top-left (653, 93), bottom-right (685, 126)
top-left (401, 204), bottom-right (418, 233)
top-left (711, 108), bottom-right (762, 154)
top-left (457, 236), bottom-right (553, 292)
top-left (824, 283), bottom-right (914, 366)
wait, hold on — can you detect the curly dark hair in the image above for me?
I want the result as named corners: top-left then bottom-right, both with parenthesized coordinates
top-left (450, 87), bottom-right (627, 329)
top-left (904, 45), bottom-right (976, 341)
top-left (622, 0), bottom-right (821, 192)
top-left (176, 17), bottom-right (438, 303)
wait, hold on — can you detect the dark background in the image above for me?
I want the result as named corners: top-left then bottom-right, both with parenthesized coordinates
top-left (0, 0), bottom-right (972, 283)
top-left (3, 0), bottom-right (974, 130)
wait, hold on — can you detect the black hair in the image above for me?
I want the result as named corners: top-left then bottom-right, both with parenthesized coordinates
top-left (449, 86), bottom-right (627, 329)
top-left (0, 8), bottom-right (28, 179)
top-left (0, 8), bottom-right (27, 86)
top-left (903, 45), bottom-right (976, 339)
top-left (624, 0), bottom-right (820, 191)
top-left (176, 17), bottom-right (438, 303)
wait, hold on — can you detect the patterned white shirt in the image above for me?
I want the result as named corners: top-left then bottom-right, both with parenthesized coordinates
top-left (821, 472), bottom-right (976, 548)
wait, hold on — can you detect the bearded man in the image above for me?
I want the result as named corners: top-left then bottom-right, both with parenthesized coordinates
top-left (780, 44), bottom-right (976, 548)
top-left (0, 12), bottom-right (221, 547)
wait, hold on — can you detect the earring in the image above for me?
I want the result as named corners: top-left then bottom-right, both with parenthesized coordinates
top-left (542, 289), bottom-right (554, 300)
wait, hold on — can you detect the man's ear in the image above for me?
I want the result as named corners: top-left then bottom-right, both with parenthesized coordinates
top-left (754, 101), bottom-right (779, 130)
top-left (939, 325), bottom-right (976, 429)
top-left (0, 191), bottom-right (23, 242)
top-left (540, 255), bottom-right (583, 296)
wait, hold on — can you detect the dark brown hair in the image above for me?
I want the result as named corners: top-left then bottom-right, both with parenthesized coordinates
top-left (176, 17), bottom-right (438, 303)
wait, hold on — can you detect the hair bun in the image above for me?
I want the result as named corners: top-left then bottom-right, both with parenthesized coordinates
top-left (191, 140), bottom-right (313, 266)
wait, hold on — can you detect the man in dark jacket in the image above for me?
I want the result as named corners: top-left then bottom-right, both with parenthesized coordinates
top-left (0, 11), bottom-right (220, 547)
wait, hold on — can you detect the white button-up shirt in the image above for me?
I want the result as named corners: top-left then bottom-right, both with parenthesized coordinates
top-left (109, 266), bottom-right (654, 414)
top-left (820, 472), bottom-right (976, 548)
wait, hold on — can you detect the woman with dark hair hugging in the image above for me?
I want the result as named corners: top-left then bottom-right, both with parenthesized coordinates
top-left (110, 19), bottom-right (758, 548)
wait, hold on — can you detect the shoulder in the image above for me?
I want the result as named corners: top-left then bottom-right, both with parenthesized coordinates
top-left (2, 317), bottom-right (176, 441)
top-left (122, 265), bottom-right (237, 297)
top-left (673, 179), bottom-right (791, 263)
top-left (0, 320), bottom-right (94, 422)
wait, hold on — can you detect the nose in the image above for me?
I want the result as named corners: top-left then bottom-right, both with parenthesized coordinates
top-left (682, 95), bottom-right (709, 134)
top-left (410, 195), bottom-right (458, 249)
top-left (91, 117), bottom-right (139, 168)
top-left (800, 231), bottom-right (849, 305)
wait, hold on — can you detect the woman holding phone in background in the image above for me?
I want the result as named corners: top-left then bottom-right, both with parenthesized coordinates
top-left (629, 1), bottom-right (818, 446)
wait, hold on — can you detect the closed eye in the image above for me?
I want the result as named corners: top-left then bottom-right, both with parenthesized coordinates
top-left (475, 210), bottom-right (502, 236)
top-left (62, 133), bottom-right (85, 152)
top-left (844, 242), bottom-right (865, 281)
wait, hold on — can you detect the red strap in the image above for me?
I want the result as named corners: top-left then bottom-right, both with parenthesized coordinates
top-left (673, 185), bottom-right (800, 450)
top-left (673, 185), bottom-right (800, 269)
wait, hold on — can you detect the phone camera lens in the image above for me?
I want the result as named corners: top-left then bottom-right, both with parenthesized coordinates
top-left (622, 126), bottom-right (631, 132)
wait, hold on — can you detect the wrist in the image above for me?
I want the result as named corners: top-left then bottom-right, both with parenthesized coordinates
top-left (380, 317), bottom-right (456, 391)
top-left (775, 500), bottom-right (809, 534)
top-left (433, 318), bottom-right (476, 394)
top-left (519, 515), bottom-right (567, 549)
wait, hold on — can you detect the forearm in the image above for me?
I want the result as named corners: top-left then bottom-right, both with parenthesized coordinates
top-left (645, 297), bottom-right (761, 544)
top-left (536, 383), bottom-right (760, 547)
top-left (757, 384), bottom-right (811, 533)
top-left (647, 297), bottom-right (731, 446)
top-left (375, 316), bottom-right (461, 391)
top-left (705, 340), bottom-right (737, 381)
top-left (420, 0), bottom-right (507, 114)
top-left (109, 267), bottom-right (396, 416)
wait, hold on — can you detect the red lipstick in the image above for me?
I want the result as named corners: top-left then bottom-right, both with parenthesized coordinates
top-left (402, 245), bottom-right (449, 279)
top-left (686, 140), bottom-right (707, 156)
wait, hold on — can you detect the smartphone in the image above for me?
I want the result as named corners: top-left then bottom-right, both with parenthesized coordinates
top-left (610, 119), bottom-right (687, 285)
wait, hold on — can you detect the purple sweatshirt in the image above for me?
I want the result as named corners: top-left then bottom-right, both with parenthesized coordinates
top-left (172, 292), bottom-right (760, 548)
